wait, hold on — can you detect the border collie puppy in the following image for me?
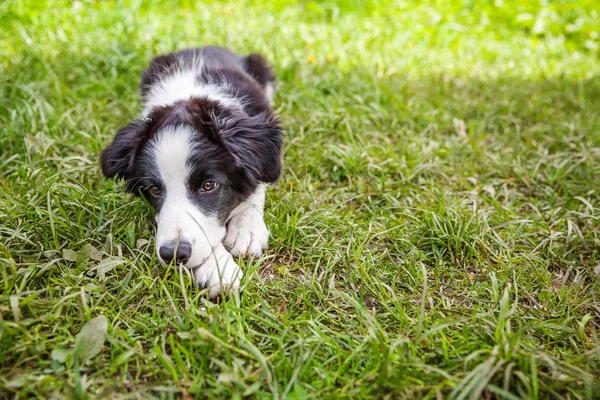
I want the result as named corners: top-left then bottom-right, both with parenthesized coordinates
top-left (100, 46), bottom-right (283, 298)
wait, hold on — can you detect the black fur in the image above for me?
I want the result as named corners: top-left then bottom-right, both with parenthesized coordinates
top-left (243, 54), bottom-right (275, 87)
top-left (219, 111), bottom-right (282, 184)
top-left (100, 119), bottom-right (150, 181)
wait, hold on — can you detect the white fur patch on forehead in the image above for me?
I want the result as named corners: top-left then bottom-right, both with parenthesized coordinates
top-left (149, 126), bottom-right (195, 186)
top-left (141, 65), bottom-right (244, 117)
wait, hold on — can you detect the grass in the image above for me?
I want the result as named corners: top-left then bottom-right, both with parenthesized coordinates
top-left (1, 0), bottom-right (599, 398)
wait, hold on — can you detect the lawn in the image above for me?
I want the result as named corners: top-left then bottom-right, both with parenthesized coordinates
top-left (1, 0), bottom-right (599, 398)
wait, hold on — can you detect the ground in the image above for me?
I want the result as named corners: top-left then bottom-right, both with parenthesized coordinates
top-left (1, 0), bottom-right (599, 398)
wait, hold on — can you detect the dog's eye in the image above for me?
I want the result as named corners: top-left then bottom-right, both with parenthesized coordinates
top-left (149, 186), bottom-right (162, 197)
top-left (200, 181), bottom-right (218, 192)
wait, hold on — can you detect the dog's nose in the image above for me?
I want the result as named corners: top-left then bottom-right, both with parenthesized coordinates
top-left (159, 240), bottom-right (192, 265)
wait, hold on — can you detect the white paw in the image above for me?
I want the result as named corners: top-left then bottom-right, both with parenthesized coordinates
top-left (224, 208), bottom-right (269, 258)
top-left (193, 245), bottom-right (242, 298)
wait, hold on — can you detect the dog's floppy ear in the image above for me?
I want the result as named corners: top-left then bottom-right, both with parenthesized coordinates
top-left (220, 113), bottom-right (283, 184)
top-left (100, 119), bottom-right (148, 180)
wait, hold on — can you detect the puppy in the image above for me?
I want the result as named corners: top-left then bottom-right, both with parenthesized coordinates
top-left (100, 46), bottom-right (283, 297)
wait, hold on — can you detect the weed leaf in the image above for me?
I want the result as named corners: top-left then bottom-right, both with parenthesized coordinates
top-left (51, 348), bottom-right (71, 363)
top-left (74, 315), bottom-right (108, 364)
top-left (62, 249), bottom-right (78, 261)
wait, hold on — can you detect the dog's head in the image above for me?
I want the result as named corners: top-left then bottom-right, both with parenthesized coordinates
top-left (101, 99), bottom-right (282, 268)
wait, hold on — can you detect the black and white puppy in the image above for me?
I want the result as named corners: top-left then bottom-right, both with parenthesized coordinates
top-left (101, 46), bottom-right (283, 297)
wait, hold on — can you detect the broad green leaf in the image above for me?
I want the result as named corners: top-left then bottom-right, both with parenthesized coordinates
top-left (74, 315), bottom-right (108, 364)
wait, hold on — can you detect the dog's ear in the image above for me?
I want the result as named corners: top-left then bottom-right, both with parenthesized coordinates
top-left (220, 113), bottom-right (283, 184)
top-left (100, 119), bottom-right (148, 180)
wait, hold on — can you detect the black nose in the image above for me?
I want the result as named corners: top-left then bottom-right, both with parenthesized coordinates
top-left (159, 240), bottom-right (192, 265)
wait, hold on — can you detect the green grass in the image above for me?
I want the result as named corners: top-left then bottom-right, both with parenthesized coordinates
top-left (1, 0), bottom-right (599, 398)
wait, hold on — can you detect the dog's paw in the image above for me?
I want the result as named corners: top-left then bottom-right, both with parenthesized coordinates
top-left (224, 208), bottom-right (269, 258)
top-left (193, 246), bottom-right (242, 298)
